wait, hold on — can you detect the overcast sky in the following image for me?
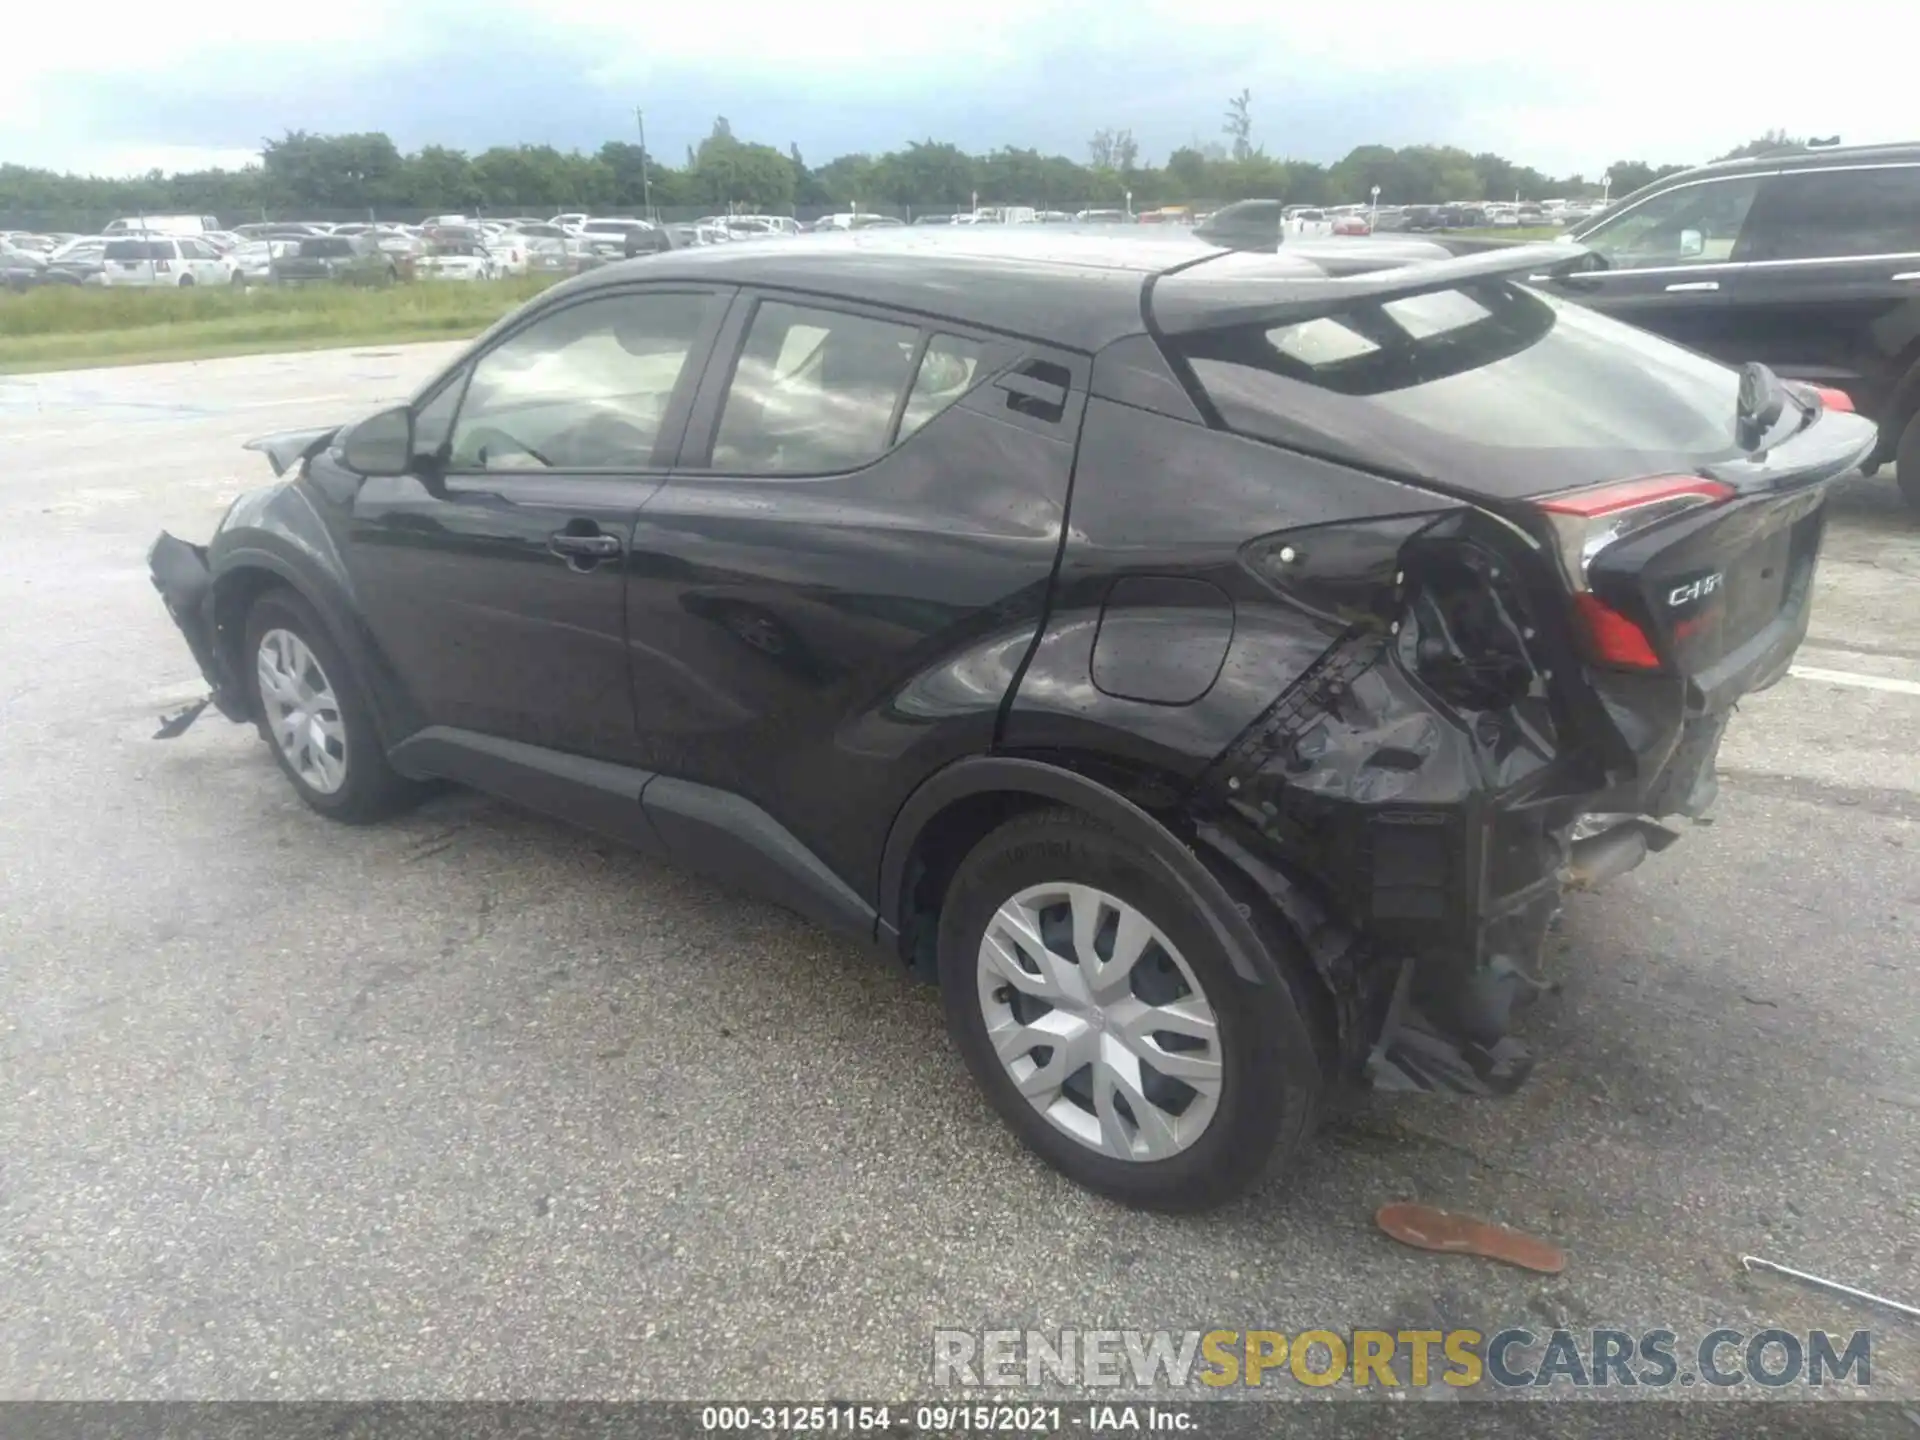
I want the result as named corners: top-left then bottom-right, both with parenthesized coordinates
top-left (6, 0), bottom-right (1916, 178)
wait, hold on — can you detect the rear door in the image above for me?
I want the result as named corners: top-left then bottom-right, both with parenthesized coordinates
top-left (1540, 170), bottom-right (1770, 356)
top-left (342, 284), bottom-right (730, 761)
top-left (1710, 162), bottom-right (1920, 417)
top-left (624, 291), bottom-right (1084, 893)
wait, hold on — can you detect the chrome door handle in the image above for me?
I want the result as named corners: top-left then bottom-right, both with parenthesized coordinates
top-left (1665, 281), bottom-right (1720, 292)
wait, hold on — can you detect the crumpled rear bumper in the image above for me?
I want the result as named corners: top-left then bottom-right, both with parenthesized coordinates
top-left (148, 531), bottom-right (250, 722)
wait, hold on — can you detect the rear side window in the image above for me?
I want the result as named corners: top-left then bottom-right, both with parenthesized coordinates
top-left (710, 301), bottom-right (919, 474)
top-left (1170, 281), bottom-right (1744, 493)
top-left (1741, 165), bottom-right (1920, 260)
top-left (898, 334), bottom-right (986, 441)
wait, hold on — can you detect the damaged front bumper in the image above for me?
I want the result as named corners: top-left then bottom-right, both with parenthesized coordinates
top-left (148, 532), bottom-right (250, 729)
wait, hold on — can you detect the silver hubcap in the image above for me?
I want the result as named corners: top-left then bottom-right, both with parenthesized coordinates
top-left (256, 628), bottom-right (348, 795)
top-left (977, 883), bottom-right (1223, 1162)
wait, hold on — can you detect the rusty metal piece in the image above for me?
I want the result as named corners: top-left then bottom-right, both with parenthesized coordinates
top-left (1376, 1201), bottom-right (1568, 1274)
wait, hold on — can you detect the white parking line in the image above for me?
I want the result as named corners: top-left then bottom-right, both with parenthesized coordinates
top-left (1789, 665), bottom-right (1920, 697)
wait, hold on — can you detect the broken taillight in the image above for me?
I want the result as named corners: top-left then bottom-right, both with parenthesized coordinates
top-left (1810, 384), bottom-right (1855, 413)
top-left (1537, 474), bottom-right (1733, 670)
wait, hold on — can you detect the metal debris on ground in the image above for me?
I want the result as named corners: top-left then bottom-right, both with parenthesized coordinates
top-left (1740, 1254), bottom-right (1920, 1322)
top-left (1375, 1201), bottom-right (1568, 1274)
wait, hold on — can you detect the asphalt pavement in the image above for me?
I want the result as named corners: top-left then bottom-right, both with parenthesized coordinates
top-left (1, 346), bottom-right (1915, 1407)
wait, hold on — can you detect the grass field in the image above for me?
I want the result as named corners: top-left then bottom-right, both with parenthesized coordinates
top-left (1453, 226), bottom-right (1568, 242)
top-left (0, 276), bottom-right (561, 373)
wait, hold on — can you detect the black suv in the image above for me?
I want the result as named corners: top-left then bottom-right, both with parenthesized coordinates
top-left (150, 229), bottom-right (1873, 1210)
top-left (1557, 141), bottom-right (1920, 507)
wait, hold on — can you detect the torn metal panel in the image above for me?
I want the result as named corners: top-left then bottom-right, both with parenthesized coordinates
top-left (242, 426), bottom-right (338, 478)
top-left (147, 531), bottom-right (249, 724)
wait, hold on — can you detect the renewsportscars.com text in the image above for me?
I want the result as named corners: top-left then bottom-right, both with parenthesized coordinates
top-left (932, 1327), bottom-right (1874, 1391)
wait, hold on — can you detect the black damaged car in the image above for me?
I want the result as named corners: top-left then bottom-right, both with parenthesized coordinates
top-left (149, 226), bottom-right (1875, 1210)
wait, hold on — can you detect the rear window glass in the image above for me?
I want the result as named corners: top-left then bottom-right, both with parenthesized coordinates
top-left (299, 238), bottom-right (356, 257)
top-left (1170, 281), bottom-right (1744, 492)
top-left (104, 240), bottom-right (170, 260)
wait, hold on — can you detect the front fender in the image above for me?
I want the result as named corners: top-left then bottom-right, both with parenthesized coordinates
top-left (207, 482), bottom-right (420, 746)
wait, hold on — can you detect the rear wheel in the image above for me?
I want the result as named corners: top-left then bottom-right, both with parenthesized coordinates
top-left (937, 807), bottom-right (1327, 1211)
top-left (1897, 411), bottom-right (1920, 512)
top-left (243, 589), bottom-right (422, 823)
top-left (178, 275), bottom-right (195, 287)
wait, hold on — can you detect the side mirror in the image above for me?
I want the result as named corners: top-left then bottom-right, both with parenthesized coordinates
top-left (340, 404), bottom-right (414, 477)
top-left (1678, 228), bottom-right (1705, 259)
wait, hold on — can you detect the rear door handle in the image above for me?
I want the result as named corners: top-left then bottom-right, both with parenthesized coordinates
top-left (1665, 281), bottom-right (1720, 293)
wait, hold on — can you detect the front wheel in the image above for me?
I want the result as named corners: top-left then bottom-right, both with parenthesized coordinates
top-left (1897, 411), bottom-right (1920, 512)
top-left (243, 589), bottom-right (423, 823)
top-left (937, 808), bottom-right (1327, 1211)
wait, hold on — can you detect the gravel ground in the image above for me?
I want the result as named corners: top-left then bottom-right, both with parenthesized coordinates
top-left (1, 346), bottom-right (1915, 1414)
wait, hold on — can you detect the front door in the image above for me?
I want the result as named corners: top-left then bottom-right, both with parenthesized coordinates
top-left (339, 285), bottom-right (730, 761)
top-left (1538, 170), bottom-right (1770, 359)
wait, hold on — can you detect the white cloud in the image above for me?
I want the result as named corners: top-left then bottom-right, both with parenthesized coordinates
top-left (3, 0), bottom-right (1916, 176)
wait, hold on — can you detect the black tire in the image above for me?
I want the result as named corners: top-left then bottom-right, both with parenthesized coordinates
top-left (937, 807), bottom-right (1328, 1211)
top-left (1897, 410), bottom-right (1920, 513)
top-left (242, 588), bottom-right (423, 824)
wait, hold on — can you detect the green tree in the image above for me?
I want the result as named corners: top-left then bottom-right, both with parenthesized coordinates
top-left (690, 120), bottom-right (795, 210)
top-left (1716, 129), bottom-right (1803, 161)
top-left (1223, 89), bottom-right (1254, 163)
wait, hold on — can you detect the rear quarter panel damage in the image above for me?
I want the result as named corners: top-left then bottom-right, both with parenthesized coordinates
top-left (1007, 399), bottom-right (1627, 1094)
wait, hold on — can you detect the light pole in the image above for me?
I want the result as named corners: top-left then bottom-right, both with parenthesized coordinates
top-left (1370, 184), bottom-right (1380, 229)
top-left (635, 108), bottom-right (652, 220)
top-left (1601, 171), bottom-right (1612, 208)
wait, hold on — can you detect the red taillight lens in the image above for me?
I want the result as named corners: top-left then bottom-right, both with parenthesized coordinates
top-left (1537, 473), bottom-right (1733, 590)
top-left (1537, 474), bottom-right (1733, 519)
top-left (1811, 384), bottom-right (1855, 413)
top-left (1573, 592), bottom-right (1661, 669)
top-left (1538, 474), bottom-right (1734, 672)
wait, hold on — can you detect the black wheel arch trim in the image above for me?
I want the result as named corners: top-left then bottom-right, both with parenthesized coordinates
top-left (212, 536), bottom-right (414, 745)
top-left (877, 755), bottom-right (1276, 988)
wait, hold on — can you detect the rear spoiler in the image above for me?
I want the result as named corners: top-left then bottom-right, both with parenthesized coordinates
top-left (1151, 241), bottom-right (1597, 335)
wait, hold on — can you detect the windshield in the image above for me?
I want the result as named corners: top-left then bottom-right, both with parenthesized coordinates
top-left (1169, 280), bottom-right (1744, 496)
top-left (297, 238), bottom-right (356, 257)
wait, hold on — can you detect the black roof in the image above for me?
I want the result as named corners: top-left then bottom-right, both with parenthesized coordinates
top-left (551, 228), bottom-right (1477, 352)
top-left (1673, 140), bottom-right (1920, 181)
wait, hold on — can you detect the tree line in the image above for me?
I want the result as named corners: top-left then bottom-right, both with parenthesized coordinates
top-left (2, 109), bottom-right (1811, 225)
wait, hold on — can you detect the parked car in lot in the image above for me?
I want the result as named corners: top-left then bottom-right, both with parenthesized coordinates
top-left (147, 225), bottom-right (1872, 1209)
top-left (412, 239), bottom-right (495, 281)
top-left (1, 242), bottom-right (48, 291)
top-left (270, 234), bottom-right (403, 286)
top-left (100, 235), bottom-right (240, 286)
top-left (44, 235), bottom-right (107, 284)
top-left (104, 213), bottom-right (219, 236)
top-left (1555, 140), bottom-right (1920, 507)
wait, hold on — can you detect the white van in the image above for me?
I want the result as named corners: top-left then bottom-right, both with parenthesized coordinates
top-left (104, 214), bottom-right (219, 236)
top-left (100, 236), bottom-right (241, 286)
